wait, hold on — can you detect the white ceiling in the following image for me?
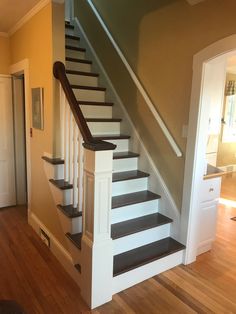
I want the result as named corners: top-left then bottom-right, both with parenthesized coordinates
top-left (0, 0), bottom-right (41, 32)
top-left (227, 56), bottom-right (236, 75)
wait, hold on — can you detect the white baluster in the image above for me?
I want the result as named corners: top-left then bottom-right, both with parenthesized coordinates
top-left (78, 133), bottom-right (84, 213)
top-left (69, 112), bottom-right (74, 185)
top-left (73, 124), bottom-right (79, 208)
top-left (60, 85), bottom-right (65, 159)
top-left (64, 100), bottom-right (70, 182)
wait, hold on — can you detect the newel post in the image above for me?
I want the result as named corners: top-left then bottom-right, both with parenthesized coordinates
top-left (81, 146), bottom-right (114, 309)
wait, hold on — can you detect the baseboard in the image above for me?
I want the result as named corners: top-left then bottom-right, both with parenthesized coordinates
top-left (29, 212), bottom-right (81, 285)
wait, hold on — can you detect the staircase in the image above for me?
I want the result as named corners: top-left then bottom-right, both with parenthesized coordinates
top-left (43, 21), bottom-right (185, 309)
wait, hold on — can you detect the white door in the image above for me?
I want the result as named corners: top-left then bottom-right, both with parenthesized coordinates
top-left (0, 76), bottom-right (16, 207)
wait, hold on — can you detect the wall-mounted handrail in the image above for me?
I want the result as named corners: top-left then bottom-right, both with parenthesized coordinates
top-left (53, 61), bottom-right (116, 151)
top-left (86, 0), bottom-right (182, 158)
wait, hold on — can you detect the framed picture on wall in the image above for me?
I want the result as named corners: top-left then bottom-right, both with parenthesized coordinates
top-left (32, 87), bottom-right (44, 130)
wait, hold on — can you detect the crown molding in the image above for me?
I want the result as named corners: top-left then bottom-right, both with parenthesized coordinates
top-left (0, 32), bottom-right (9, 38)
top-left (8, 0), bottom-right (60, 36)
top-left (186, 0), bottom-right (205, 4)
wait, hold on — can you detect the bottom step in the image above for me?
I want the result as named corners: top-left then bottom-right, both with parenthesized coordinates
top-left (113, 237), bottom-right (184, 276)
top-left (113, 237), bottom-right (185, 294)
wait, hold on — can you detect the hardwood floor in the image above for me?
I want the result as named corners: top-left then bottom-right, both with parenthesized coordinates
top-left (1, 173), bottom-right (236, 314)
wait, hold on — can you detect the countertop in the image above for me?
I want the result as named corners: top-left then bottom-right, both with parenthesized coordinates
top-left (204, 164), bottom-right (226, 180)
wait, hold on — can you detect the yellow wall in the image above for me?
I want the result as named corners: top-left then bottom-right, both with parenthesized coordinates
top-left (76, 0), bottom-right (236, 209)
top-left (217, 73), bottom-right (236, 167)
top-left (10, 2), bottom-right (67, 247)
top-left (0, 36), bottom-right (10, 74)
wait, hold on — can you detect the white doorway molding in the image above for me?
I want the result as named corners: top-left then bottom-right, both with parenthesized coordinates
top-left (10, 59), bottom-right (31, 217)
top-left (181, 35), bottom-right (236, 264)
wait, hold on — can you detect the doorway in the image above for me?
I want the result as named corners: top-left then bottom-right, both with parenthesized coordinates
top-left (12, 74), bottom-right (27, 206)
top-left (181, 35), bottom-right (236, 264)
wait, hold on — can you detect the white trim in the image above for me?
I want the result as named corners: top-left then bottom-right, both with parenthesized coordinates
top-left (8, 0), bottom-right (64, 36)
top-left (86, 0), bottom-right (182, 158)
top-left (10, 59), bottom-right (32, 216)
top-left (0, 32), bottom-right (9, 38)
top-left (181, 35), bottom-right (236, 264)
top-left (74, 17), bottom-right (180, 223)
top-left (29, 211), bottom-right (81, 283)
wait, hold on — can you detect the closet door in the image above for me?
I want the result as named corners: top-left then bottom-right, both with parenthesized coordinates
top-left (0, 76), bottom-right (16, 207)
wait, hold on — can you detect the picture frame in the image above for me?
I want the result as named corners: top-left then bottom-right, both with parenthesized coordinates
top-left (31, 87), bottom-right (44, 130)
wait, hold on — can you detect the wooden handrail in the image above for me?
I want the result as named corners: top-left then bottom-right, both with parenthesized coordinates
top-left (53, 61), bottom-right (116, 151)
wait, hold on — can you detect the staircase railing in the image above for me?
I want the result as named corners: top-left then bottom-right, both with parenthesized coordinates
top-left (53, 61), bottom-right (115, 307)
top-left (86, 0), bottom-right (182, 158)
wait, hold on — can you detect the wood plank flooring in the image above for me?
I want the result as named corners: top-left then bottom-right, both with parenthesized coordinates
top-left (0, 173), bottom-right (236, 313)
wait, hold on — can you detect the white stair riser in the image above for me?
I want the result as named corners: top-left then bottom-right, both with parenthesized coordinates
top-left (108, 139), bottom-right (129, 152)
top-left (81, 105), bottom-right (112, 119)
top-left (113, 224), bottom-right (171, 255)
top-left (111, 199), bottom-right (159, 224)
top-left (87, 121), bottom-right (120, 136)
top-left (43, 161), bottom-right (64, 180)
top-left (112, 177), bottom-right (148, 196)
top-left (65, 28), bottom-right (74, 36)
top-left (113, 250), bottom-right (184, 294)
top-left (66, 38), bottom-right (80, 46)
top-left (113, 158), bottom-right (138, 173)
top-left (66, 49), bottom-right (85, 59)
top-left (66, 61), bottom-right (92, 72)
top-left (68, 74), bottom-right (98, 86)
top-left (57, 210), bottom-right (82, 234)
top-left (66, 239), bottom-right (81, 264)
top-left (73, 88), bottom-right (105, 102)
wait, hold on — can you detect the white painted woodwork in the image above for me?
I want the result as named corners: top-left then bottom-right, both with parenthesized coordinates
top-left (65, 28), bottom-right (74, 36)
top-left (67, 73), bottom-right (98, 86)
top-left (73, 126), bottom-right (79, 208)
top-left (80, 104), bottom-right (112, 119)
top-left (111, 199), bottom-right (159, 224)
top-left (113, 250), bottom-right (184, 294)
top-left (0, 76), bottom-right (16, 208)
top-left (113, 157), bottom-right (138, 173)
top-left (66, 48), bottom-right (85, 59)
top-left (69, 112), bottom-right (74, 185)
top-left (73, 88), bottom-right (105, 102)
top-left (181, 35), bottom-right (236, 264)
top-left (81, 149), bottom-right (113, 309)
top-left (57, 210), bottom-right (82, 234)
top-left (87, 121), bottom-right (120, 136)
top-left (66, 60), bottom-right (92, 72)
top-left (108, 139), bottom-right (129, 152)
top-left (112, 177), bottom-right (148, 196)
top-left (113, 223), bottom-right (171, 255)
top-left (200, 177), bottom-right (221, 203)
top-left (64, 100), bottom-right (70, 182)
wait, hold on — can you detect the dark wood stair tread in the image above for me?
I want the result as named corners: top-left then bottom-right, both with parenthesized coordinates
top-left (113, 237), bottom-right (185, 276)
top-left (49, 179), bottom-right (73, 190)
top-left (112, 190), bottom-right (161, 209)
top-left (66, 232), bottom-right (82, 249)
top-left (66, 57), bottom-right (92, 64)
top-left (78, 101), bottom-right (113, 107)
top-left (93, 134), bottom-right (130, 140)
top-left (111, 213), bottom-right (172, 240)
top-left (112, 170), bottom-right (149, 183)
top-left (57, 204), bottom-right (82, 218)
top-left (71, 85), bottom-right (106, 91)
top-left (65, 34), bottom-right (80, 41)
top-left (65, 23), bottom-right (74, 29)
top-left (75, 264), bottom-right (81, 273)
top-left (42, 156), bottom-right (64, 165)
top-left (66, 69), bottom-right (99, 77)
top-left (113, 151), bottom-right (139, 160)
top-left (85, 118), bottom-right (122, 122)
top-left (65, 45), bottom-right (86, 52)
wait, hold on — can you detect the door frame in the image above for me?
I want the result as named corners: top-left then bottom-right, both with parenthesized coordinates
top-left (181, 34), bottom-right (236, 264)
top-left (10, 59), bottom-right (31, 218)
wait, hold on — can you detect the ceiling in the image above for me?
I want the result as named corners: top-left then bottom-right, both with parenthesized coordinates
top-left (0, 0), bottom-right (41, 32)
top-left (227, 56), bottom-right (236, 75)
